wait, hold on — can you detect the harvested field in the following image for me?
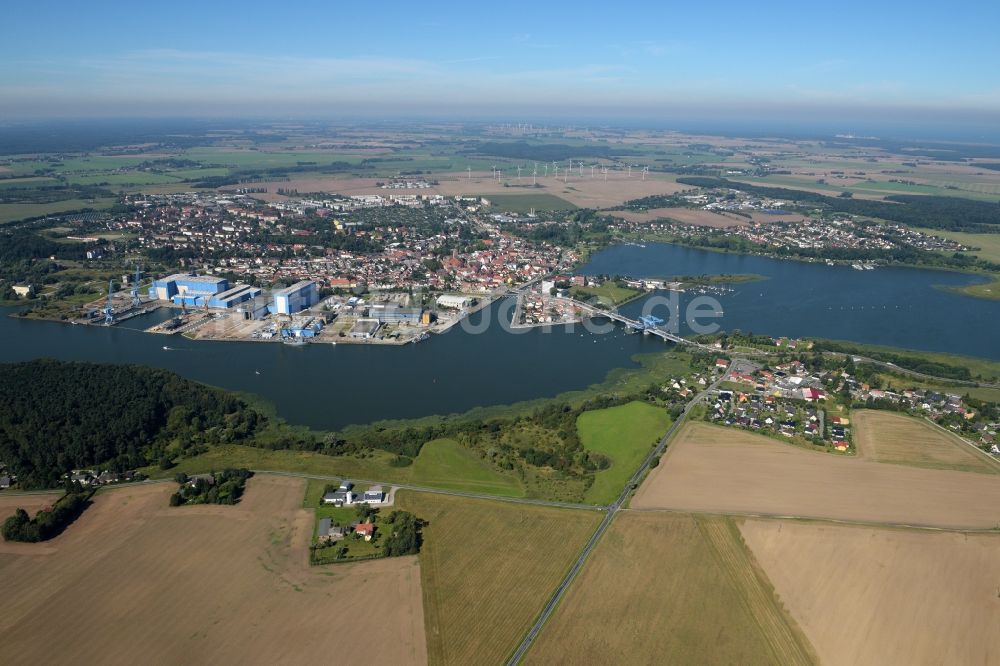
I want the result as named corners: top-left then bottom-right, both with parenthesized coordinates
top-left (432, 173), bottom-right (688, 209)
top-left (395, 491), bottom-right (601, 665)
top-left (525, 512), bottom-right (814, 665)
top-left (853, 409), bottom-right (999, 474)
top-left (612, 207), bottom-right (748, 227)
top-left (632, 422), bottom-right (1000, 529)
top-left (243, 171), bottom-right (687, 208)
top-left (741, 519), bottom-right (1000, 666)
top-left (0, 476), bottom-right (426, 665)
top-left (0, 492), bottom-right (62, 522)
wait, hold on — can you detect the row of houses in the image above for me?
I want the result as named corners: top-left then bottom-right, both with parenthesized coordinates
top-left (66, 469), bottom-right (139, 486)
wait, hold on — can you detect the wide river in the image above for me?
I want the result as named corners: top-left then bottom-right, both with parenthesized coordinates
top-left (1, 243), bottom-right (997, 430)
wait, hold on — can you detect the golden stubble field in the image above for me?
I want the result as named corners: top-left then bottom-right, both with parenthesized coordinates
top-left (394, 491), bottom-right (601, 666)
top-left (435, 173), bottom-right (689, 209)
top-left (741, 519), bottom-right (1000, 666)
top-left (243, 172), bottom-right (689, 209)
top-left (853, 409), bottom-right (1000, 474)
top-left (632, 422), bottom-right (1000, 529)
top-left (0, 476), bottom-right (426, 665)
top-left (524, 512), bottom-right (815, 665)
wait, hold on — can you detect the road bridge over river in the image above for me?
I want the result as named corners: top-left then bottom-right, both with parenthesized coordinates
top-left (562, 296), bottom-right (714, 350)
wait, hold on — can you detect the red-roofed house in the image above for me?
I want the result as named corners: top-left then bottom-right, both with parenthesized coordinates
top-left (801, 387), bottom-right (826, 402)
top-left (355, 522), bottom-right (375, 541)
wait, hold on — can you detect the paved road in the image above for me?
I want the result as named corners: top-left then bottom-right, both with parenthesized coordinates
top-left (251, 469), bottom-right (607, 512)
top-left (503, 376), bottom-right (724, 665)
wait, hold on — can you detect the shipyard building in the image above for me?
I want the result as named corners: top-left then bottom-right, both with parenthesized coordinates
top-left (271, 280), bottom-right (319, 315)
top-left (149, 273), bottom-right (261, 308)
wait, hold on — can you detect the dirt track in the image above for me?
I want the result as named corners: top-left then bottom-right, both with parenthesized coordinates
top-left (741, 519), bottom-right (1000, 666)
top-left (632, 423), bottom-right (1000, 529)
top-left (0, 476), bottom-right (426, 664)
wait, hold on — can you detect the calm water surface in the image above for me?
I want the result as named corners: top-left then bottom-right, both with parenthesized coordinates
top-left (1, 243), bottom-right (995, 429)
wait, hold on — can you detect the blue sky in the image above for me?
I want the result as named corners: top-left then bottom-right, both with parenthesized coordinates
top-left (2, 0), bottom-right (999, 125)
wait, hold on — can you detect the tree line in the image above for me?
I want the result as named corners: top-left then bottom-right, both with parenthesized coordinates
top-left (676, 177), bottom-right (1000, 232)
top-left (2, 490), bottom-right (92, 542)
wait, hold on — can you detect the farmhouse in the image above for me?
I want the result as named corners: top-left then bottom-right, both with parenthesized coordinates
top-left (188, 474), bottom-right (215, 488)
top-left (323, 489), bottom-right (354, 506)
top-left (322, 482), bottom-right (384, 506)
top-left (355, 522), bottom-right (375, 541)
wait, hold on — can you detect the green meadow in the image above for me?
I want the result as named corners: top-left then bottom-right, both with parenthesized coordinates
top-left (578, 401), bottom-right (672, 504)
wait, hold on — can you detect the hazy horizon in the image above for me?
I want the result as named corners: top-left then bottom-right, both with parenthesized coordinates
top-left (3, 0), bottom-right (999, 138)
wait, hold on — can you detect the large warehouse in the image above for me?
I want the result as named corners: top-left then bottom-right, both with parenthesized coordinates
top-left (207, 283), bottom-right (263, 309)
top-left (150, 273), bottom-right (229, 307)
top-left (271, 280), bottom-right (319, 315)
top-left (367, 303), bottom-right (423, 323)
top-left (436, 294), bottom-right (472, 309)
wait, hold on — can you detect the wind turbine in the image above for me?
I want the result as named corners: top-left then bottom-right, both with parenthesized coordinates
top-left (517, 165), bottom-right (522, 181)
top-left (602, 166), bottom-right (609, 181)
top-left (642, 166), bottom-right (649, 181)
top-left (627, 164), bottom-right (632, 178)
top-left (467, 166), bottom-right (472, 181)
top-left (578, 161), bottom-right (583, 177)
top-left (591, 165), bottom-right (596, 178)
top-left (544, 164), bottom-right (549, 177)
top-left (553, 164), bottom-right (559, 179)
top-left (532, 163), bottom-right (538, 185)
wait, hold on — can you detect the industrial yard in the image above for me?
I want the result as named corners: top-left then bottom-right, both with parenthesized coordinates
top-left (71, 270), bottom-right (496, 346)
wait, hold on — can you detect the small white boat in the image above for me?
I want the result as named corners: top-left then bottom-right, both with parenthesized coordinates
top-left (162, 346), bottom-right (171, 351)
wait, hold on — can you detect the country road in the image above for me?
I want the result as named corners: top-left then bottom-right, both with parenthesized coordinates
top-left (251, 469), bottom-right (608, 512)
top-left (503, 375), bottom-right (725, 665)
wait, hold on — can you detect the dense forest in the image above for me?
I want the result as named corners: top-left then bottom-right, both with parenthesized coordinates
top-left (676, 177), bottom-right (1000, 232)
top-left (0, 231), bottom-right (86, 263)
top-left (0, 360), bottom-right (266, 488)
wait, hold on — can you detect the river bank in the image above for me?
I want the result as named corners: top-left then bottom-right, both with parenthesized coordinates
top-left (622, 231), bottom-right (1000, 301)
top-left (2, 241), bottom-right (998, 430)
